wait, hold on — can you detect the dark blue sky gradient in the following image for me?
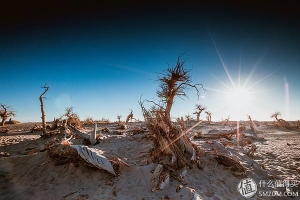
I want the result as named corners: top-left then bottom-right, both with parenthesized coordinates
top-left (1, 1), bottom-right (299, 122)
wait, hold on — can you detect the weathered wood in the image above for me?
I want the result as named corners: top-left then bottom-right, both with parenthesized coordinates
top-left (68, 125), bottom-right (90, 140)
top-left (199, 126), bottom-right (245, 139)
top-left (71, 145), bottom-right (116, 176)
top-left (90, 123), bottom-right (97, 145)
top-left (39, 84), bottom-right (49, 136)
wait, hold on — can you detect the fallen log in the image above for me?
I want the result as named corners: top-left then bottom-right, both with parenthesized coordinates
top-left (199, 126), bottom-right (246, 139)
top-left (69, 125), bottom-right (98, 144)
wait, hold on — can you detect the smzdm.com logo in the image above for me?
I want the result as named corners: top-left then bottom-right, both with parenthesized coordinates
top-left (237, 178), bottom-right (299, 198)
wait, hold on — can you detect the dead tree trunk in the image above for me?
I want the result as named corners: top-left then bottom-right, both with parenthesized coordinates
top-left (39, 84), bottom-right (49, 136)
top-left (139, 54), bottom-right (205, 176)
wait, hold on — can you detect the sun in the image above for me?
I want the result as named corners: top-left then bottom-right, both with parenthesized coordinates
top-left (226, 87), bottom-right (252, 108)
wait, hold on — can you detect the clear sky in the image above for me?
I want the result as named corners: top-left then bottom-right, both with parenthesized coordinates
top-left (1, 1), bottom-right (299, 122)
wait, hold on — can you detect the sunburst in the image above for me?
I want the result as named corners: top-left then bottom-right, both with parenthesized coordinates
top-left (208, 35), bottom-right (278, 120)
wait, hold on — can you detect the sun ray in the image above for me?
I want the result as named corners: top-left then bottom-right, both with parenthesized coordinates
top-left (210, 34), bottom-right (236, 89)
top-left (205, 87), bottom-right (229, 94)
top-left (238, 48), bottom-right (242, 88)
top-left (245, 68), bottom-right (280, 91)
top-left (211, 74), bottom-right (232, 91)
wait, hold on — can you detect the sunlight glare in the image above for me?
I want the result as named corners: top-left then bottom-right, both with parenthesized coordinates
top-left (226, 87), bottom-right (252, 107)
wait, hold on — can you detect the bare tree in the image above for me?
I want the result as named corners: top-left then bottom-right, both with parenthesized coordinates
top-left (270, 111), bottom-right (290, 128)
top-left (205, 111), bottom-right (212, 122)
top-left (270, 111), bottom-right (281, 122)
top-left (117, 115), bottom-right (122, 123)
top-left (193, 104), bottom-right (205, 121)
top-left (185, 114), bottom-right (191, 127)
top-left (139, 54), bottom-right (205, 173)
top-left (0, 104), bottom-right (16, 126)
top-left (39, 84), bottom-right (49, 135)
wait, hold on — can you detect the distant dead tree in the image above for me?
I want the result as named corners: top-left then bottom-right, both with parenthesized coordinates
top-left (185, 114), bottom-right (191, 127)
top-left (125, 110), bottom-right (134, 124)
top-left (139, 54), bottom-right (205, 177)
top-left (117, 115), bottom-right (122, 123)
top-left (0, 104), bottom-right (16, 126)
top-left (205, 111), bottom-right (212, 122)
top-left (221, 115), bottom-right (230, 126)
top-left (39, 84), bottom-right (49, 136)
top-left (270, 111), bottom-right (290, 128)
top-left (193, 104), bottom-right (205, 121)
top-left (270, 111), bottom-right (281, 122)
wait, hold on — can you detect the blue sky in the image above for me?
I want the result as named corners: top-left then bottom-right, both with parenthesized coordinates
top-left (1, 1), bottom-right (299, 122)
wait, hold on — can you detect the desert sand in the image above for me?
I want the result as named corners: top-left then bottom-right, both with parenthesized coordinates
top-left (0, 121), bottom-right (299, 200)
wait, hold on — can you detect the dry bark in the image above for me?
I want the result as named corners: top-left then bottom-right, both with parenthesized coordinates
top-left (39, 84), bottom-right (49, 136)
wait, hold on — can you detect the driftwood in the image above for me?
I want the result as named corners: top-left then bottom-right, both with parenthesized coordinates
top-left (219, 137), bottom-right (252, 146)
top-left (71, 145), bottom-right (116, 176)
top-left (199, 126), bottom-right (245, 139)
top-left (215, 154), bottom-right (247, 176)
top-left (90, 123), bottom-right (97, 145)
top-left (68, 125), bottom-right (99, 144)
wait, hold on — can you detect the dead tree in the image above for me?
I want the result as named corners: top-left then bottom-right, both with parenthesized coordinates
top-left (117, 115), bottom-right (122, 123)
top-left (270, 111), bottom-right (290, 128)
top-left (205, 111), bottom-right (212, 122)
top-left (193, 104), bottom-right (205, 121)
top-left (270, 111), bottom-right (281, 122)
top-left (185, 114), bottom-right (191, 127)
top-left (139, 54), bottom-right (205, 172)
top-left (125, 110), bottom-right (134, 124)
top-left (0, 104), bottom-right (16, 126)
top-left (39, 84), bottom-right (49, 136)
top-left (221, 115), bottom-right (230, 126)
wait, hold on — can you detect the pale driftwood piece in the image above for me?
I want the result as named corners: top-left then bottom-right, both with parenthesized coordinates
top-left (68, 125), bottom-right (90, 140)
top-left (200, 126), bottom-right (245, 139)
top-left (219, 137), bottom-right (252, 146)
top-left (177, 167), bottom-right (188, 183)
top-left (89, 123), bottom-right (97, 145)
top-left (215, 154), bottom-right (247, 176)
top-left (71, 145), bottom-right (116, 176)
top-left (152, 172), bottom-right (170, 192)
top-left (151, 164), bottom-right (163, 183)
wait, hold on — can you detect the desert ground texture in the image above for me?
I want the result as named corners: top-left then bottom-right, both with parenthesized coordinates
top-left (0, 121), bottom-right (299, 200)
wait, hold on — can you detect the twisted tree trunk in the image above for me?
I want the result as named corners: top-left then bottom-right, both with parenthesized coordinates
top-left (40, 84), bottom-right (49, 136)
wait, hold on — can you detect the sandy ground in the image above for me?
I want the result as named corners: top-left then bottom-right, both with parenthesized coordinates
top-left (0, 121), bottom-right (299, 200)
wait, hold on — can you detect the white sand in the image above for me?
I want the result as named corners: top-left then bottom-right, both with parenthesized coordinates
top-left (0, 122), bottom-right (299, 199)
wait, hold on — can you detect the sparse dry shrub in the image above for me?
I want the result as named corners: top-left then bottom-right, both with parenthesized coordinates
top-left (83, 117), bottom-right (94, 125)
top-left (99, 117), bottom-right (110, 123)
top-left (63, 107), bottom-right (82, 128)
